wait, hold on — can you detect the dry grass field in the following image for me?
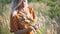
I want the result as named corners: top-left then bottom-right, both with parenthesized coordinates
top-left (0, 0), bottom-right (60, 34)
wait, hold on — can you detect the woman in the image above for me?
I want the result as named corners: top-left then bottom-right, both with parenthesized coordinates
top-left (10, 0), bottom-right (40, 34)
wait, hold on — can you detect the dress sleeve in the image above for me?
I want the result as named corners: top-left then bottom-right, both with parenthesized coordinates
top-left (10, 14), bottom-right (18, 33)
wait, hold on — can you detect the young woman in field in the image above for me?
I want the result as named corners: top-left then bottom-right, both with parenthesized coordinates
top-left (10, 0), bottom-right (40, 34)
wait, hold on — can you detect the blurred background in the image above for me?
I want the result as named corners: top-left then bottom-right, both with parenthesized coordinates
top-left (0, 0), bottom-right (60, 34)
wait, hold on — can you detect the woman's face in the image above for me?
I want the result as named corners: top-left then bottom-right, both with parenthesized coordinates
top-left (22, 0), bottom-right (27, 5)
top-left (17, 0), bottom-right (24, 9)
top-left (17, 0), bottom-right (28, 10)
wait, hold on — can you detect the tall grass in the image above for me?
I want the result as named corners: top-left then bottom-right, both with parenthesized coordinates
top-left (0, 4), bottom-right (11, 34)
top-left (0, 0), bottom-right (60, 34)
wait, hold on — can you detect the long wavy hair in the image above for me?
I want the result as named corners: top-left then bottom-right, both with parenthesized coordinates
top-left (11, 0), bottom-right (28, 16)
top-left (11, 0), bottom-right (28, 11)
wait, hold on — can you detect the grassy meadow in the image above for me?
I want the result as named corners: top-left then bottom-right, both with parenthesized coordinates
top-left (0, 0), bottom-right (60, 34)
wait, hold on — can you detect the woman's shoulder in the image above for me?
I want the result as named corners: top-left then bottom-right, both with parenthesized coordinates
top-left (27, 6), bottom-right (33, 10)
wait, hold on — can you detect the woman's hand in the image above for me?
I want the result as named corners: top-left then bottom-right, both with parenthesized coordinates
top-left (33, 23), bottom-right (40, 30)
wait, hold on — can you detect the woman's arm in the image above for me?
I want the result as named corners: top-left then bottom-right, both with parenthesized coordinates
top-left (14, 26), bottom-right (34, 34)
top-left (14, 24), bottom-right (40, 34)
